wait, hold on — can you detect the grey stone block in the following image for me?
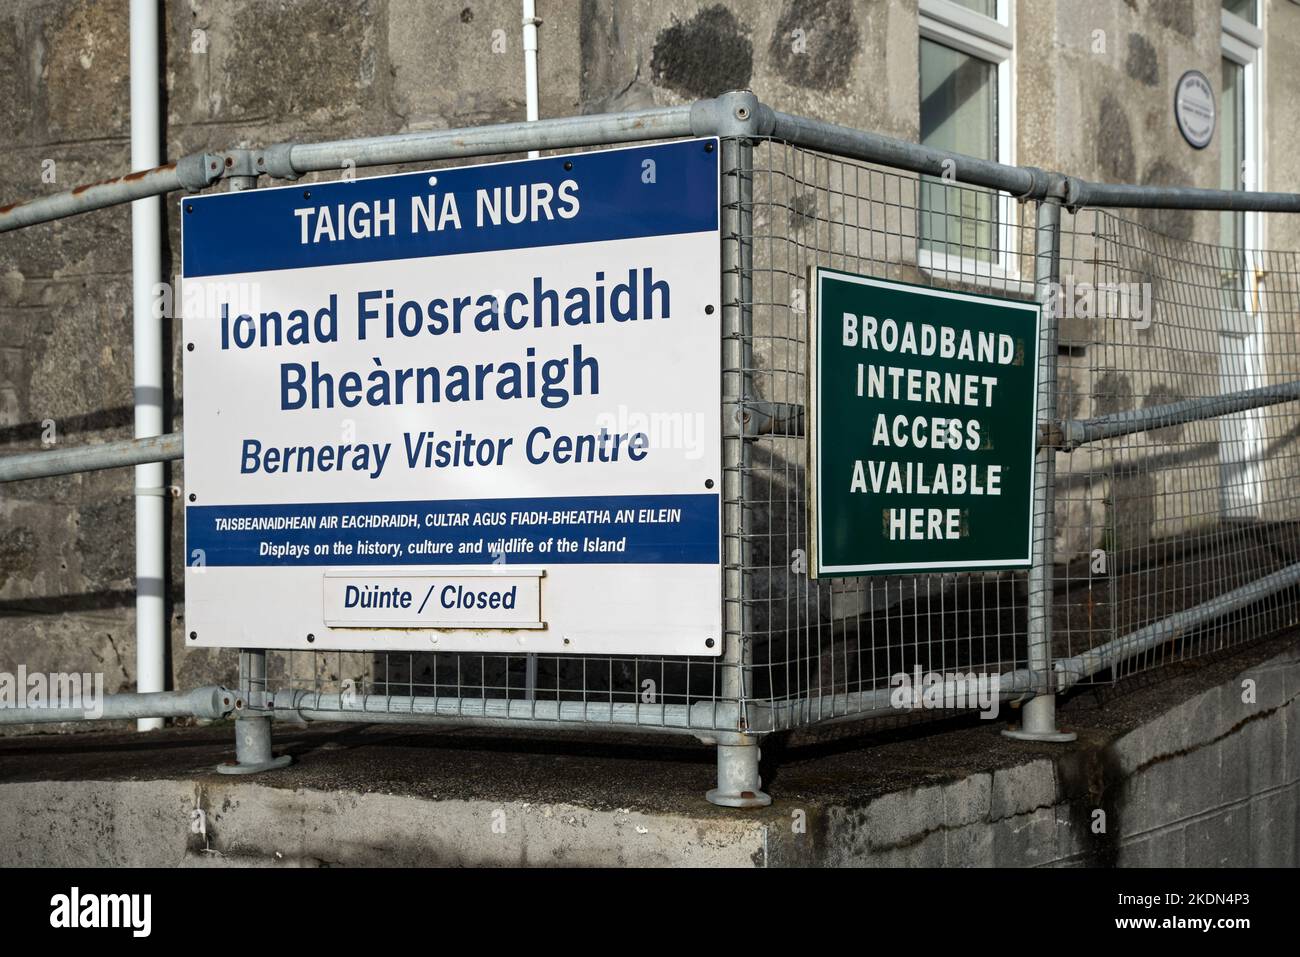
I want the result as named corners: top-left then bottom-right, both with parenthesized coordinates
top-left (863, 783), bottom-right (944, 849)
top-left (174, 0), bottom-right (385, 132)
top-left (1278, 652), bottom-right (1300, 702)
top-left (1242, 711), bottom-right (1287, 793)
top-left (865, 827), bottom-right (947, 868)
top-left (991, 759), bottom-right (1057, 820)
top-left (1112, 687), bottom-right (1225, 775)
top-left (1167, 741), bottom-right (1223, 821)
top-left (1188, 685), bottom-right (1232, 750)
top-left (1235, 659), bottom-right (1287, 716)
top-left (35, 0), bottom-right (131, 145)
top-left (1184, 809), bottom-right (1250, 868)
top-left (818, 805), bottom-right (870, 866)
top-left (1219, 732), bottom-right (1252, 805)
top-left (991, 806), bottom-right (1061, 866)
top-left (1248, 787), bottom-right (1297, 867)
top-left (1115, 769), bottom-right (1154, 838)
top-left (945, 821), bottom-right (994, 866)
top-left (1111, 723), bottom-right (1152, 777)
top-left (0, 18), bottom-right (29, 146)
top-left (1119, 825), bottom-right (1186, 867)
top-left (1117, 833), bottom-right (1151, 867)
top-left (1055, 803), bottom-right (1100, 864)
top-left (943, 772), bottom-right (991, 829)
top-left (389, 0), bottom-right (533, 128)
top-left (1148, 824), bottom-right (1188, 867)
top-left (1283, 698), bottom-right (1298, 786)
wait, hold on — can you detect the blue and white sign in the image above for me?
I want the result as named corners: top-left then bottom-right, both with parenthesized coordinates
top-left (181, 139), bottom-right (722, 655)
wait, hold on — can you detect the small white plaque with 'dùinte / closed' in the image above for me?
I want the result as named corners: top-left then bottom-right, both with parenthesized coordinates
top-left (323, 567), bottom-right (544, 630)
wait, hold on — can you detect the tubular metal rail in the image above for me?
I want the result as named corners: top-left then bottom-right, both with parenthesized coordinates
top-left (4, 90), bottom-right (1300, 806)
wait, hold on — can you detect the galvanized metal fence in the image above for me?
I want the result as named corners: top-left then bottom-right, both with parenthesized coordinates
top-left (3, 91), bottom-right (1300, 807)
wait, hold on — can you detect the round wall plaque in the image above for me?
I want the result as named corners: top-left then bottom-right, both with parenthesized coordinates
top-left (1174, 69), bottom-right (1215, 150)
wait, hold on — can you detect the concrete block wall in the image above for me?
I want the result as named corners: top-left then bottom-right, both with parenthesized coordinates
top-left (1107, 648), bottom-right (1299, 866)
top-left (760, 644), bottom-right (1300, 866)
top-left (2, 0), bottom-right (1295, 701)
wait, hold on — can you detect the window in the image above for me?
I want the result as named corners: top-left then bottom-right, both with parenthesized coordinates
top-left (1219, 0), bottom-right (1262, 264)
top-left (1222, 0), bottom-right (1257, 23)
top-left (1218, 0), bottom-right (1264, 517)
top-left (917, 0), bottom-right (1015, 280)
top-left (919, 41), bottom-right (996, 262)
top-left (1219, 56), bottom-right (1246, 266)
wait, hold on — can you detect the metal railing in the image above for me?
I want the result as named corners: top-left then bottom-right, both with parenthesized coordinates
top-left (3, 90), bottom-right (1300, 806)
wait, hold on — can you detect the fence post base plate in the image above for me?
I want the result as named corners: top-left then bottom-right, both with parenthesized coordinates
top-left (216, 715), bottom-right (292, 774)
top-left (1001, 692), bottom-right (1077, 743)
top-left (216, 754), bottom-right (293, 775)
top-left (1001, 728), bottom-right (1077, 743)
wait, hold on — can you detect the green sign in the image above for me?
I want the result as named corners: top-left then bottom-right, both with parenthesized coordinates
top-left (808, 267), bottom-right (1040, 577)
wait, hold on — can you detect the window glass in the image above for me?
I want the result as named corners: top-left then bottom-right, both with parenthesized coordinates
top-left (1222, 0), bottom-right (1257, 25)
top-left (948, 0), bottom-right (998, 18)
top-left (1220, 57), bottom-right (1246, 304)
top-left (919, 38), bottom-right (998, 263)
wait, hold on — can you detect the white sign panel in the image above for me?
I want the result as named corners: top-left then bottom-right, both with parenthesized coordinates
top-left (181, 139), bottom-right (722, 655)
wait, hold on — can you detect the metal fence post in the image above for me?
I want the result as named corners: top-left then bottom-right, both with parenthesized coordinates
top-left (214, 168), bottom-right (293, 774)
top-left (218, 649), bottom-right (291, 773)
top-left (709, 90), bottom-right (771, 808)
top-left (1004, 193), bottom-right (1076, 743)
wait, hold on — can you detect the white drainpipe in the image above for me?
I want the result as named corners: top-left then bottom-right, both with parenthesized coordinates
top-left (521, 0), bottom-right (541, 696)
top-left (522, 0), bottom-right (540, 158)
top-left (129, 0), bottom-right (165, 731)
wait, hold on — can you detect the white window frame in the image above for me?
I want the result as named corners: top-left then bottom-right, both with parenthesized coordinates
top-left (916, 0), bottom-right (1018, 287)
top-left (1219, 4), bottom-right (1265, 517)
top-left (1221, 7), bottom-right (1262, 257)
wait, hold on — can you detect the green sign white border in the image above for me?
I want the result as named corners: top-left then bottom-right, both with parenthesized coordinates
top-left (807, 266), bottom-right (1044, 578)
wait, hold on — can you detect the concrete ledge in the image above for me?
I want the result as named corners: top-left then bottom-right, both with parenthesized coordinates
top-left (0, 635), bottom-right (1296, 867)
top-left (0, 779), bottom-right (769, 867)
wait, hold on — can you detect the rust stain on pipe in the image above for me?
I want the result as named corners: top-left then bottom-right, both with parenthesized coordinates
top-left (64, 162), bottom-right (178, 196)
top-left (125, 161), bottom-right (175, 182)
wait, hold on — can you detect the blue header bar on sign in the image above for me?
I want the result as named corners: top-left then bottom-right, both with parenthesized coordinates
top-left (186, 493), bottom-right (720, 567)
top-left (181, 138), bottom-right (719, 278)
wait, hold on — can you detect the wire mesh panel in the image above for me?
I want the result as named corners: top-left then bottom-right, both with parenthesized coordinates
top-left (738, 138), bottom-right (1300, 726)
top-left (1053, 209), bottom-right (1300, 683)
top-left (740, 138), bottom-right (1041, 732)
top-left (259, 646), bottom-right (736, 732)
